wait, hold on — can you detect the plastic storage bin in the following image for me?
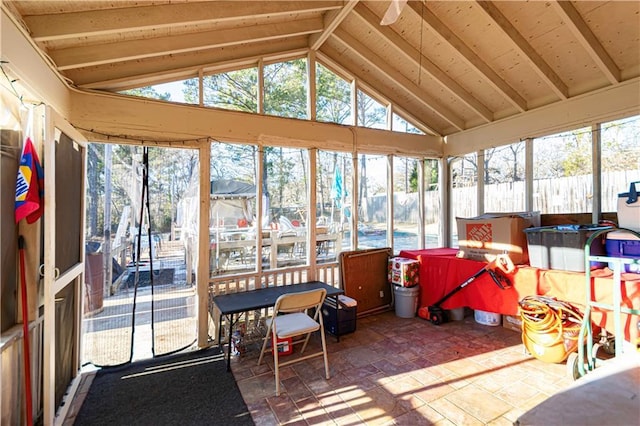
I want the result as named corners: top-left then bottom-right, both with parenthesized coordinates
top-left (393, 285), bottom-right (419, 318)
top-left (605, 230), bottom-right (640, 273)
top-left (524, 225), bottom-right (610, 272)
top-left (474, 310), bottom-right (501, 326)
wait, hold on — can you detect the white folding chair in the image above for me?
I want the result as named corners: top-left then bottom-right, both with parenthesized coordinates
top-left (257, 288), bottom-right (330, 396)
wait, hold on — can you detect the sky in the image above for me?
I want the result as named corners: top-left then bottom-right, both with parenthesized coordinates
top-left (153, 81), bottom-right (185, 103)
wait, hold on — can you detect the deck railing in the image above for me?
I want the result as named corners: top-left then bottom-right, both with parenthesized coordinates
top-left (207, 262), bottom-right (340, 345)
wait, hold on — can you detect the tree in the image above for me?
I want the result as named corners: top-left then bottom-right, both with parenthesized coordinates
top-left (120, 86), bottom-right (170, 101)
top-left (86, 144), bottom-right (102, 237)
top-left (316, 63), bottom-right (351, 124)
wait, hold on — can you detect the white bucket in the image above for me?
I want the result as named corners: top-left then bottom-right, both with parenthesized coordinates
top-left (393, 285), bottom-right (420, 318)
top-left (474, 309), bottom-right (501, 326)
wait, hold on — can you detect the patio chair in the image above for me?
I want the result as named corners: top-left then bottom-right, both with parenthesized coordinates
top-left (257, 288), bottom-right (330, 396)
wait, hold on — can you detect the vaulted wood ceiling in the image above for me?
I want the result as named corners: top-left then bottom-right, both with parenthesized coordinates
top-left (3, 0), bottom-right (640, 138)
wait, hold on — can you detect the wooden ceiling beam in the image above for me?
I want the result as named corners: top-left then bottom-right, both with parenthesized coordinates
top-left (476, 1), bottom-right (568, 100)
top-left (550, 0), bottom-right (620, 84)
top-left (407, 1), bottom-right (527, 112)
top-left (310, 0), bottom-right (359, 51)
top-left (70, 39), bottom-right (309, 88)
top-left (354, 4), bottom-right (493, 123)
top-left (26, 1), bottom-right (342, 41)
top-left (333, 29), bottom-right (465, 131)
top-left (53, 18), bottom-right (322, 70)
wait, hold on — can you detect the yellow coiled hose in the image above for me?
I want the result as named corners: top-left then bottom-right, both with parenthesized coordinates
top-left (519, 296), bottom-right (584, 363)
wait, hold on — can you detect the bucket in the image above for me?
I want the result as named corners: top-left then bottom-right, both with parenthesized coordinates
top-left (393, 285), bottom-right (420, 318)
top-left (474, 309), bottom-right (501, 326)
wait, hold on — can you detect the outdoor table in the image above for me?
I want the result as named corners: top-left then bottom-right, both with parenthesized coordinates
top-left (212, 281), bottom-right (344, 371)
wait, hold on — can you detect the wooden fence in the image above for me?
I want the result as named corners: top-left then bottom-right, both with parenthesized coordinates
top-left (373, 170), bottom-right (639, 225)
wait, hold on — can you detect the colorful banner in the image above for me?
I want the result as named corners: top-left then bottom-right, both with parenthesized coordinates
top-left (15, 137), bottom-right (44, 223)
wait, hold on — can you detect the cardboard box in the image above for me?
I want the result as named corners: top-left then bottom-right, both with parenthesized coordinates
top-left (503, 314), bottom-right (523, 332)
top-left (456, 212), bottom-right (540, 264)
top-left (387, 257), bottom-right (419, 287)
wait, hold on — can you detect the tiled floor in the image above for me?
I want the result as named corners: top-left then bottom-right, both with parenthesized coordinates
top-left (231, 311), bottom-right (578, 426)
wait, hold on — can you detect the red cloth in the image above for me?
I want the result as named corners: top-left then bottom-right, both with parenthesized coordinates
top-left (399, 248), bottom-right (640, 342)
top-left (15, 137), bottom-right (44, 223)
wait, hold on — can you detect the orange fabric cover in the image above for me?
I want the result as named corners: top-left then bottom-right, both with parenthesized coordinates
top-left (399, 249), bottom-right (640, 342)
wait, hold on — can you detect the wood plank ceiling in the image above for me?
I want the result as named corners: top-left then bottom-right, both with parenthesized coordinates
top-left (3, 0), bottom-right (639, 138)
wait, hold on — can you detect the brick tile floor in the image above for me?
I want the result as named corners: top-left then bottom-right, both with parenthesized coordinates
top-left (231, 311), bottom-right (577, 426)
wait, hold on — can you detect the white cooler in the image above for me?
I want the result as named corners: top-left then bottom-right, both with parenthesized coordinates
top-left (618, 182), bottom-right (640, 232)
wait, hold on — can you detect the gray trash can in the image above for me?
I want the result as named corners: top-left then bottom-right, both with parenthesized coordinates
top-left (393, 285), bottom-right (420, 318)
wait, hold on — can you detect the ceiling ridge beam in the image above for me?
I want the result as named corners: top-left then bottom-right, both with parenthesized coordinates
top-left (333, 28), bottom-right (465, 131)
top-left (54, 18), bottom-right (323, 70)
top-left (407, 1), bottom-right (528, 113)
top-left (550, 0), bottom-right (620, 84)
top-left (476, 1), bottom-right (569, 100)
top-left (26, 1), bottom-right (342, 41)
top-left (310, 0), bottom-right (359, 51)
top-left (353, 3), bottom-right (493, 123)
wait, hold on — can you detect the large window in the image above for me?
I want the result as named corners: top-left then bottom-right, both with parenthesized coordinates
top-left (450, 154), bottom-right (478, 246)
top-left (424, 159), bottom-right (441, 248)
top-left (392, 114), bottom-right (423, 134)
top-left (201, 68), bottom-right (258, 112)
top-left (264, 147), bottom-right (308, 268)
top-left (601, 115), bottom-right (640, 212)
top-left (317, 151), bottom-right (353, 258)
top-left (316, 63), bottom-right (352, 125)
top-left (264, 59), bottom-right (308, 119)
top-left (393, 156), bottom-right (419, 251)
top-left (484, 142), bottom-right (526, 212)
top-left (357, 154), bottom-right (388, 249)
top-left (533, 126), bottom-right (592, 214)
top-left (357, 90), bottom-right (387, 129)
top-left (208, 143), bottom-right (257, 276)
top-left (120, 78), bottom-right (197, 104)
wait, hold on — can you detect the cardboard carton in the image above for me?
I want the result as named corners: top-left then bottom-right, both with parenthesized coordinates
top-left (456, 212), bottom-right (540, 264)
top-left (387, 257), bottom-right (419, 287)
top-left (502, 314), bottom-right (523, 332)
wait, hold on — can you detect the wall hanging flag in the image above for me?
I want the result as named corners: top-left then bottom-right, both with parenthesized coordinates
top-left (15, 137), bottom-right (44, 223)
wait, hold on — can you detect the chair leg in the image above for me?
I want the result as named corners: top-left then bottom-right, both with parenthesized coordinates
top-left (320, 325), bottom-right (330, 380)
top-left (272, 333), bottom-right (281, 396)
top-left (257, 322), bottom-right (272, 366)
top-left (300, 332), bottom-right (312, 354)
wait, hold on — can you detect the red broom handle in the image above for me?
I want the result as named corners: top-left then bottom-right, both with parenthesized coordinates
top-left (18, 236), bottom-right (33, 426)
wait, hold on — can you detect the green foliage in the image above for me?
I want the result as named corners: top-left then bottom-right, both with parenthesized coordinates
top-left (119, 86), bottom-right (170, 101)
top-left (264, 59), bottom-right (308, 119)
top-left (201, 68), bottom-right (258, 112)
top-left (561, 131), bottom-right (591, 176)
top-left (316, 63), bottom-right (351, 124)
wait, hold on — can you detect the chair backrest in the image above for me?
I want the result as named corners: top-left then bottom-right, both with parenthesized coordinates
top-left (274, 288), bottom-right (327, 314)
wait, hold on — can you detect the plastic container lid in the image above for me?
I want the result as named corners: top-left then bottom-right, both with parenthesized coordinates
top-left (606, 230), bottom-right (640, 241)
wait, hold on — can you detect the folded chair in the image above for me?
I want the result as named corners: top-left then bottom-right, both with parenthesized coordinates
top-left (257, 288), bottom-right (330, 396)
